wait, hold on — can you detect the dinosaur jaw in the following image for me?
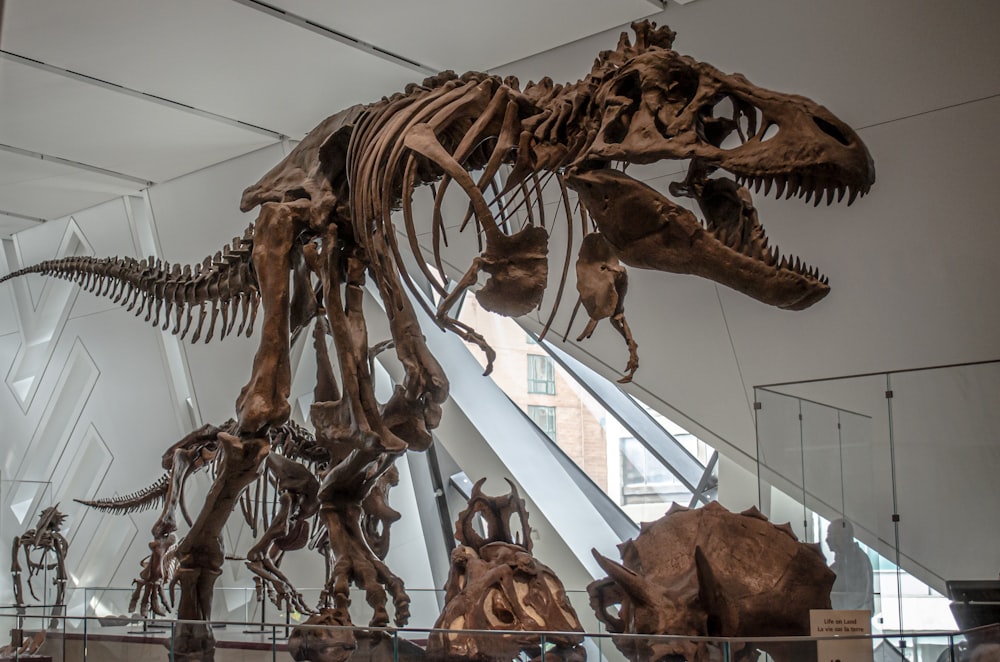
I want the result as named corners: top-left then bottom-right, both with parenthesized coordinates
top-left (566, 168), bottom-right (829, 311)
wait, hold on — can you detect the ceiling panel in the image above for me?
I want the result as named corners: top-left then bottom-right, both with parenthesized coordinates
top-left (2, 0), bottom-right (425, 138)
top-left (0, 58), bottom-right (278, 183)
top-left (0, 212), bottom-right (39, 237)
top-left (268, 0), bottom-right (661, 72)
top-left (0, 150), bottom-right (139, 222)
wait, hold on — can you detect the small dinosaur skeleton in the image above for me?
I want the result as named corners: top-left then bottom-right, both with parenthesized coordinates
top-left (76, 414), bottom-right (396, 619)
top-left (3, 21), bottom-right (874, 660)
top-left (10, 505), bottom-right (69, 640)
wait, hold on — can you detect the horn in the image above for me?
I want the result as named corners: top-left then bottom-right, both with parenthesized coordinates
top-left (695, 545), bottom-right (737, 636)
top-left (592, 548), bottom-right (654, 605)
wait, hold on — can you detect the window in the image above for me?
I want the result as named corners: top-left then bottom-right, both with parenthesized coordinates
top-left (620, 436), bottom-right (683, 505)
top-left (527, 354), bottom-right (555, 394)
top-left (528, 405), bottom-right (557, 440)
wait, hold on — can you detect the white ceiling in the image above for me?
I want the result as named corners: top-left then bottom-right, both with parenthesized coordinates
top-left (0, 0), bottom-right (663, 234)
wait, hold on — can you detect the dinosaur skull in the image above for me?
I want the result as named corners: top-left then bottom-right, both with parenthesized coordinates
top-left (427, 479), bottom-right (585, 661)
top-left (569, 23), bottom-right (875, 310)
top-left (585, 47), bottom-right (874, 193)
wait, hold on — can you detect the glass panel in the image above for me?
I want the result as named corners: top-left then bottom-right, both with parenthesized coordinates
top-left (889, 362), bottom-right (1000, 633)
top-left (755, 388), bottom-right (807, 537)
top-left (800, 399), bottom-right (844, 540)
top-left (757, 373), bottom-right (898, 633)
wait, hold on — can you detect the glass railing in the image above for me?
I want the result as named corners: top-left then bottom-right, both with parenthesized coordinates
top-left (73, 586), bottom-right (600, 636)
top-left (1, 607), bottom-right (997, 662)
top-left (754, 359), bottom-right (1000, 636)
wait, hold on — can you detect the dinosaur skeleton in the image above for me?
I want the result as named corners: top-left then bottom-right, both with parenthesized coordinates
top-left (10, 505), bottom-right (69, 643)
top-left (3, 21), bottom-right (874, 660)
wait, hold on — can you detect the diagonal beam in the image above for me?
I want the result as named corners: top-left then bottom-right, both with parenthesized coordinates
top-left (0, 141), bottom-right (154, 187)
top-left (0, 208), bottom-right (46, 224)
top-left (229, 0), bottom-right (437, 76)
top-left (0, 50), bottom-right (287, 141)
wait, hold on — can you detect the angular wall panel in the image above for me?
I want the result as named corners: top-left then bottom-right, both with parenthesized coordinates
top-left (4, 219), bottom-right (92, 409)
top-left (13, 339), bottom-right (99, 483)
top-left (52, 423), bottom-right (113, 546)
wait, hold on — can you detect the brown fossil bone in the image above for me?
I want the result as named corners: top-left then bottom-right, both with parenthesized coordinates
top-left (0, 225), bottom-right (260, 343)
top-left (244, 452), bottom-right (320, 613)
top-left (75, 418), bottom-right (333, 620)
top-left (11, 505), bottom-right (69, 632)
top-left (287, 607), bottom-right (427, 662)
top-left (572, 232), bottom-right (637, 382)
top-left (77, 421), bottom-right (231, 618)
top-left (287, 608), bottom-right (357, 662)
top-left (588, 502), bottom-right (835, 662)
top-left (427, 478), bottom-right (585, 662)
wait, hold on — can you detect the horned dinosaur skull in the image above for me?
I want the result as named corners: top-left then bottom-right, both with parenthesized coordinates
top-left (588, 502), bottom-right (835, 662)
top-left (427, 479), bottom-right (585, 662)
top-left (566, 22), bottom-right (875, 312)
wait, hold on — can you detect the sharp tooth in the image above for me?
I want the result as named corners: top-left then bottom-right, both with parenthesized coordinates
top-left (837, 186), bottom-right (846, 203)
top-left (775, 176), bottom-right (787, 198)
top-left (779, 256), bottom-right (789, 270)
top-left (825, 188), bottom-right (835, 205)
top-left (803, 188), bottom-right (813, 203)
top-left (754, 177), bottom-right (763, 193)
top-left (813, 192), bottom-right (822, 207)
top-left (794, 256), bottom-right (801, 272)
top-left (763, 176), bottom-right (773, 196)
top-left (802, 174), bottom-right (814, 194)
top-left (848, 187), bottom-right (859, 206)
top-left (785, 174), bottom-right (799, 200)
top-left (822, 275), bottom-right (829, 285)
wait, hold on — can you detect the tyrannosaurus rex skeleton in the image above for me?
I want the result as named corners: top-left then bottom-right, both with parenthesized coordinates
top-left (4, 21), bottom-right (874, 660)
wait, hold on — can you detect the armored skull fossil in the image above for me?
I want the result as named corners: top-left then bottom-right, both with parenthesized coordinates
top-left (589, 502), bottom-right (836, 662)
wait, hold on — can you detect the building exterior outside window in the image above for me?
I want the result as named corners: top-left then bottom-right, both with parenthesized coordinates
top-left (528, 405), bottom-right (557, 440)
top-left (527, 354), bottom-right (555, 394)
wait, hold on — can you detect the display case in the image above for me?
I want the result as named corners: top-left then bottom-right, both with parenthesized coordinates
top-left (754, 359), bottom-right (1000, 636)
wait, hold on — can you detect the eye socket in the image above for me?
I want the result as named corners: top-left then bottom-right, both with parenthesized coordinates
top-left (600, 70), bottom-right (642, 145)
top-left (813, 116), bottom-right (851, 146)
top-left (611, 70), bottom-right (641, 103)
top-left (661, 64), bottom-right (698, 106)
